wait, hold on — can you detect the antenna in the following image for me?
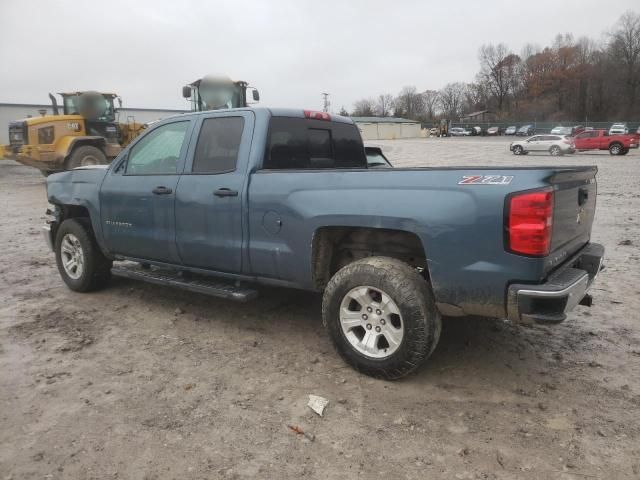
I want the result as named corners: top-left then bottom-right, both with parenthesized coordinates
top-left (321, 93), bottom-right (330, 113)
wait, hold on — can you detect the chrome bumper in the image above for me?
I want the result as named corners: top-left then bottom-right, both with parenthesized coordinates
top-left (507, 243), bottom-right (604, 324)
top-left (43, 224), bottom-right (54, 251)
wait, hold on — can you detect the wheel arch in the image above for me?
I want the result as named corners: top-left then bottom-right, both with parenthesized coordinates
top-left (311, 226), bottom-right (431, 291)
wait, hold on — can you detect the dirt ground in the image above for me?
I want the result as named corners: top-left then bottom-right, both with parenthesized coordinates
top-left (1, 137), bottom-right (639, 480)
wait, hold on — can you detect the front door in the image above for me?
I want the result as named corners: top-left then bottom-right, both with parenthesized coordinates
top-left (175, 111), bottom-right (254, 273)
top-left (100, 120), bottom-right (193, 262)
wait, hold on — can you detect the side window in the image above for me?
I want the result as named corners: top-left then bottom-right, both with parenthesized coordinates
top-left (192, 117), bottom-right (244, 173)
top-left (126, 121), bottom-right (189, 175)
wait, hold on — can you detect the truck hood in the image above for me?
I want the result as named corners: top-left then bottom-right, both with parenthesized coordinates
top-left (46, 166), bottom-right (109, 206)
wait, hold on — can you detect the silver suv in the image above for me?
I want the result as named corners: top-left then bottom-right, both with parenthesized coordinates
top-left (510, 135), bottom-right (575, 156)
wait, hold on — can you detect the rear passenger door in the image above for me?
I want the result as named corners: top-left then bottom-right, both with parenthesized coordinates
top-left (174, 111), bottom-right (254, 272)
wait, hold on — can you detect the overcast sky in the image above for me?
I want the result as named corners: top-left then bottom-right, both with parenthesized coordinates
top-left (1, 0), bottom-right (638, 112)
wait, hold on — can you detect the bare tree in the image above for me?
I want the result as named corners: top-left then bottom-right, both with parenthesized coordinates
top-left (609, 11), bottom-right (640, 114)
top-left (394, 86), bottom-right (425, 119)
top-left (338, 106), bottom-right (350, 116)
top-left (478, 43), bottom-right (520, 111)
top-left (376, 94), bottom-right (394, 117)
top-left (352, 98), bottom-right (376, 117)
top-left (422, 90), bottom-right (440, 119)
top-left (439, 82), bottom-right (466, 118)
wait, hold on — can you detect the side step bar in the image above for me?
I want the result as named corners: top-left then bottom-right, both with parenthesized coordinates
top-left (111, 265), bottom-right (258, 303)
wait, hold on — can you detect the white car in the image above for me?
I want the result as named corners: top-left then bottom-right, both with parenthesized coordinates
top-left (510, 135), bottom-right (575, 156)
top-left (609, 123), bottom-right (629, 135)
top-left (449, 127), bottom-right (466, 136)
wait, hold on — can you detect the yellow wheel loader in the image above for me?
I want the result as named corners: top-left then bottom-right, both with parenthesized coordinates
top-left (182, 75), bottom-right (259, 112)
top-left (3, 91), bottom-right (144, 175)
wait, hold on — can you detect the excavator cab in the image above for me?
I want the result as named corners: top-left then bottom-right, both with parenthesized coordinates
top-left (182, 75), bottom-right (259, 112)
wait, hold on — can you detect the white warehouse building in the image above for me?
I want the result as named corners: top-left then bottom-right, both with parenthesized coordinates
top-left (351, 116), bottom-right (422, 140)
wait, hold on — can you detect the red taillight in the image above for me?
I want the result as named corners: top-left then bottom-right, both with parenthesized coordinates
top-left (507, 190), bottom-right (554, 256)
top-left (304, 110), bottom-right (331, 121)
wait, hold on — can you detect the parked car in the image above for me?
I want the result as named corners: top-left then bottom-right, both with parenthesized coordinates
top-left (449, 127), bottom-right (467, 136)
top-left (505, 126), bottom-right (518, 135)
top-left (364, 146), bottom-right (392, 167)
top-left (487, 126), bottom-right (501, 136)
top-left (550, 126), bottom-right (572, 136)
top-left (573, 129), bottom-right (638, 155)
top-left (516, 125), bottom-right (535, 136)
top-left (510, 135), bottom-right (575, 156)
top-left (42, 107), bottom-right (604, 379)
top-left (429, 127), bottom-right (438, 137)
top-left (609, 123), bottom-right (628, 135)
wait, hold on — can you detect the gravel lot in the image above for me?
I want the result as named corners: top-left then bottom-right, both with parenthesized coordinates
top-left (1, 137), bottom-right (639, 479)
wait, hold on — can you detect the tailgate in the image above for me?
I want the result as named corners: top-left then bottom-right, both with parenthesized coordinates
top-left (546, 167), bottom-right (597, 272)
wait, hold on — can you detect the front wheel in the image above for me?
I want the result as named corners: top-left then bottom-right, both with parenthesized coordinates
top-left (513, 145), bottom-right (524, 155)
top-left (322, 257), bottom-right (442, 380)
top-left (65, 145), bottom-right (107, 170)
top-left (620, 148), bottom-right (629, 155)
top-left (55, 218), bottom-right (112, 292)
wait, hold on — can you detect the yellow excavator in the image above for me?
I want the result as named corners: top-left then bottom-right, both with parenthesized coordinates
top-left (182, 74), bottom-right (259, 111)
top-left (1, 91), bottom-right (144, 175)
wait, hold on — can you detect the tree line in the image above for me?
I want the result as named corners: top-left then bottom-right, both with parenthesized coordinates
top-left (346, 11), bottom-right (640, 123)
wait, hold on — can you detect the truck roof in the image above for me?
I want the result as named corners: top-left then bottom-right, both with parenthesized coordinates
top-left (165, 107), bottom-right (355, 125)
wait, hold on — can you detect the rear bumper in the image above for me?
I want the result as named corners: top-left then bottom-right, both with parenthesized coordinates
top-left (506, 243), bottom-right (604, 324)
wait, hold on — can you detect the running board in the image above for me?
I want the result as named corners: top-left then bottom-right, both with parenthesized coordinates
top-left (111, 265), bottom-right (258, 302)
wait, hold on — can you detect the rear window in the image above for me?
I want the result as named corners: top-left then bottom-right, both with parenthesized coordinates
top-left (264, 117), bottom-right (366, 169)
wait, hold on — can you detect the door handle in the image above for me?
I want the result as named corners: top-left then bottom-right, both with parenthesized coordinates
top-left (214, 188), bottom-right (239, 197)
top-left (578, 187), bottom-right (589, 206)
top-left (152, 186), bottom-right (173, 195)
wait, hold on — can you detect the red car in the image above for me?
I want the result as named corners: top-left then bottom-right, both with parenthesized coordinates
top-left (573, 129), bottom-right (638, 155)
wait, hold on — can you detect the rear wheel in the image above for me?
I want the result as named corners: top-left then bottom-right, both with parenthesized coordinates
top-left (620, 148), bottom-right (629, 155)
top-left (322, 257), bottom-right (442, 380)
top-left (513, 145), bottom-right (524, 155)
top-left (549, 145), bottom-right (562, 156)
top-left (65, 145), bottom-right (107, 170)
top-left (55, 218), bottom-right (112, 292)
top-left (609, 143), bottom-right (623, 155)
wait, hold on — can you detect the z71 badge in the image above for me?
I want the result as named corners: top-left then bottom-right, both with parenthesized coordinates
top-left (458, 175), bottom-right (514, 185)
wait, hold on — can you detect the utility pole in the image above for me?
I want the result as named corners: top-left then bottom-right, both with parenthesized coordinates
top-left (321, 93), bottom-right (330, 113)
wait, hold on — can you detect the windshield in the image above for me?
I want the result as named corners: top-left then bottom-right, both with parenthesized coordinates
top-left (63, 93), bottom-right (115, 122)
top-left (197, 82), bottom-right (244, 110)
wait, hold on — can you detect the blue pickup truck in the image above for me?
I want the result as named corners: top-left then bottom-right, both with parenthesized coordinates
top-left (43, 108), bottom-right (604, 379)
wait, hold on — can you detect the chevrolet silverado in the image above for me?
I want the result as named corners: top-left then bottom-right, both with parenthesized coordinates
top-left (43, 108), bottom-right (604, 379)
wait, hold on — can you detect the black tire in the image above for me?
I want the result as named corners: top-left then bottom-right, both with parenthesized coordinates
top-left (549, 145), bottom-right (562, 156)
top-left (65, 145), bottom-right (107, 170)
top-left (513, 145), bottom-right (524, 155)
top-left (620, 148), bottom-right (629, 155)
top-left (54, 218), bottom-right (112, 292)
top-left (322, 257), bottom-right (442, 380)
top-left (609, 143), bottom-right (623, 155)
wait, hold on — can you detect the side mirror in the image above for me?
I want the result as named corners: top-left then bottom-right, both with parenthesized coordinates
top-left (252, 89), bottom-right (260, 101)
top-left (182, 86), bottom-right (192, 99)
top-left (117, 97), bottom-right (123, 108)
